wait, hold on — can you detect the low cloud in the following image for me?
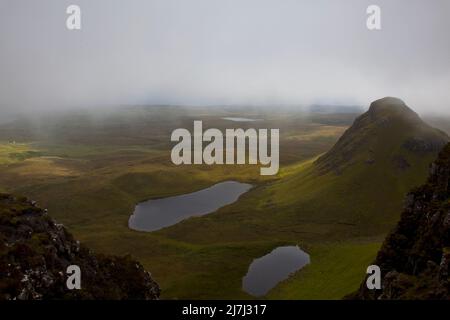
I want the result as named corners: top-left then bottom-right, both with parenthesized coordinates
top-left (1, 0), bottom-right (449, 114)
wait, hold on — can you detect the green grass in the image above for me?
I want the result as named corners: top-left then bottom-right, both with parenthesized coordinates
top-left (0, 142), bottom-right (39, 165)
top-left (0, 106), bottom-right (444, 300)
top-left (268, 241), bottom-right (381, 299)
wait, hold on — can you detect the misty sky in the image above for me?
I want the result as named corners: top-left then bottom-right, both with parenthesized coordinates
top-left (1, 0), bottom-right (450, 114)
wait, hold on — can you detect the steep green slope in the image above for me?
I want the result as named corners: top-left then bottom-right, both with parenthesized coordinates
top-left (350, 143), bottom-right (450, 299)
top-left (261, 97), bottom-right (449, 238)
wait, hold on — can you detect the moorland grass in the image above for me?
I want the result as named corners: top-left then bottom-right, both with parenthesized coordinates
top-left (0, 107), bottom-right (440, 299)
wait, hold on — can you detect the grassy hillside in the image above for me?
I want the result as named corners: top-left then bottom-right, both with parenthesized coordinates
top-left (0, 100), bottom-right (447, 299)
top-left (0, 106), bottom-right (355, 299)
top-left (149, 98), bottom-right (448, 298)
top-left (262, 98), bottom-right (449, 237)
top-left (350, 143), bottom-right (450, 299)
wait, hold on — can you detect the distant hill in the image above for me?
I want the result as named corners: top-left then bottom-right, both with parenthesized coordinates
top-left (316, 97), bottom-right (449, 174)
top-left (349, 143), bottom-right (450, 299)
top-left (266, 97), bottom-right (449, 237)
top-left (0, 194), bottom-right (160, 300)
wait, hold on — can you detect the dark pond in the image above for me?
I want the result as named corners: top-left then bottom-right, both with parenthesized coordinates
top-left (129, 181), bottom-right (252, 232)
top-left (242, 246), bottom-right (310, 297)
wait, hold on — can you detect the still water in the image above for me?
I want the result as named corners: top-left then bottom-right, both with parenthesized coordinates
top-left (129, 181), bottom-right (252, 232)
top-left (242, 246), bottom-right (310, 297)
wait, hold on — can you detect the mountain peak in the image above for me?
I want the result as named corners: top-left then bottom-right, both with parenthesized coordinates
top-left (366, 97), bottom-right (420, 122)
top-left (370, 97), bottom-right (407, 109)
top-left (315, 97), bottom-right (449, 174)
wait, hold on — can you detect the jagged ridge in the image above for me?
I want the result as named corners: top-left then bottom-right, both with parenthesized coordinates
top-left (0, 194), bottom-right (160, 300)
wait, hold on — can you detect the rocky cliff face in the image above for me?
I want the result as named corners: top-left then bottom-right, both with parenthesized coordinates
top-left (0, 194), bottom-right (160, 300)
top-left (351, 143), bottom-right (450, 299)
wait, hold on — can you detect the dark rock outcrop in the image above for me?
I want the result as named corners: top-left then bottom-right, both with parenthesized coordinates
top-left (350, 143), bottom-right (450, 299)
top-left (0, 194), bottom-right (160, 300)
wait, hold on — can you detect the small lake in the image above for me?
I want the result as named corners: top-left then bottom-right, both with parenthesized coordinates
top-left (222, 117), bottom-right (263, 122)
top-left (242, 246), bottom-right (310, 297)
top-left (129, 181), bottom-right (252, 232)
